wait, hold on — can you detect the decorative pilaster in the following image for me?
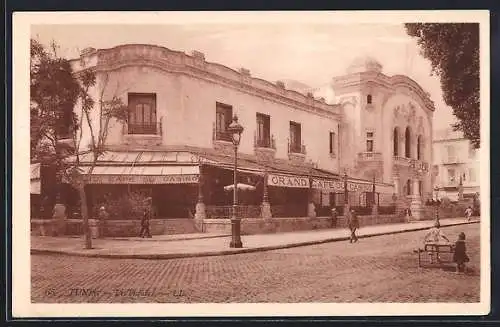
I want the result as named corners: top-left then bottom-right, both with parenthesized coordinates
top-left (261, 172), bottom-right (272, 219)
top-left (52, 199), bottom-right (67, 236)
top-left (458, 175), bottom-right (464, 202)
top-left (194, 166), bottom-right (206, 220)
top-left (307, 176), bottom-right (317, 219)
top-left (409, 178), bottom-right (423, 221)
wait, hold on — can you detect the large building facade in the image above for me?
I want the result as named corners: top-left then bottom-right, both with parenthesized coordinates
top-left (61, 44), bottom-right (434, 223)
top-left (432, 128), bottom-right (480, 201)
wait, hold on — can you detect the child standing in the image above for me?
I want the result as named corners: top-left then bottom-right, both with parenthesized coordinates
top-left (465, 206), bottom-right (473, 222)
top-left (453, 232), bottom-right (470, 274)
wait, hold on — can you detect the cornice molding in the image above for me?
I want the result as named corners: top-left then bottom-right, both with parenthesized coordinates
top-left (331, 72), bottom-right (436, 113)
top-left (70, 44), bottom-right (341, 120)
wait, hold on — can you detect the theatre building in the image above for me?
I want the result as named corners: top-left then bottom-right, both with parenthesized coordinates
top-left (39, 44), bottom-right (434, 236)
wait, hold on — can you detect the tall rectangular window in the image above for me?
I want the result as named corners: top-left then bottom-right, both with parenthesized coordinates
top-left (329, 132), bottom-right (336, 155)
top-left (289, 121), bottom-right (302, 153)
top-left (128, 93), bottom-right (157, 134)
top-left (366, 131), bottom-right (374, 152)
top-left (256, 113), bottom-right (271, 147)
top-left (215, 102), bottom-right (233, 142)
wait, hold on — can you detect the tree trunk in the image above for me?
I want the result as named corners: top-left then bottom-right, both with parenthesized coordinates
top-left (77, 182), bottom-right (92, 249)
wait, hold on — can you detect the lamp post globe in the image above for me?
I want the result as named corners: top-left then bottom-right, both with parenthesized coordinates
top-left (227, 114), bottom-right (244, 248)
top-left (228, 115), bottom-right (244, 146)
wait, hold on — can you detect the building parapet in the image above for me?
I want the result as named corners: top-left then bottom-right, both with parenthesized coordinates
top-left (70, 44), bottom-right (340, 118)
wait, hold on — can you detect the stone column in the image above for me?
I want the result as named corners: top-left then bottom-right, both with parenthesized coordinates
top-left (409, 178), bottom-right (423, 221)
top-left (52, 201), bottom-right (67, 236)
top-left (393, 176), bottom-right (400, 196)
top-left (307, 177), bottom-right (317, 219)
top-left (194, 166), bottom-right (206, 221)
top-left (260, 172), bottom-right (272, 219)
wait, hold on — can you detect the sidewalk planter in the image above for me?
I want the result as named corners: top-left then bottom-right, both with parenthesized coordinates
top-left (88, 219), bottom-right (102, 239)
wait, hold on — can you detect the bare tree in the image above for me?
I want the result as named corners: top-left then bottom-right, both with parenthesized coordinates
top-left (64, 69), bottom-right (128, 249)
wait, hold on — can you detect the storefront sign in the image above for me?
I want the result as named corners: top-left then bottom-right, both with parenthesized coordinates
top-left (312, 178), bottom-right (374, 193)
top-left (85, 174), bottom-right (199, 185)
top-left (267, 174), bottom-right (310, 188)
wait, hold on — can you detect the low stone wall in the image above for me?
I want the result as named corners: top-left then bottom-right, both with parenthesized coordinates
top-left (31, 218), bottom-right (200, 238)
top-left (100, 219), bottom-right (200, 237)
top-left (422, 203), bottom-right (472, 220)
top-left (202, 214), bottom-right (404, 235)
top-left (31, 219), bottom-right (65, 236)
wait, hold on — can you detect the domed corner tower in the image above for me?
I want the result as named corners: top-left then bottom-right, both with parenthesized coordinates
top-left (331, 55), bottom-right (389, 183)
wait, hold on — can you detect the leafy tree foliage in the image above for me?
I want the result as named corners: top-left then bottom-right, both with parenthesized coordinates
top-left (405, 23), bottom-right (480, 148)
top-left (31, 39), bottom-right (128, 248)
top-left (30, 39), bottom-right (80, 163)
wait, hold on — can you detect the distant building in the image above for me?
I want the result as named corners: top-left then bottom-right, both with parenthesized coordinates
top-left (432, 128), bottom-right (480, 201)
top-left (37, 45), bottom-right (435, 225)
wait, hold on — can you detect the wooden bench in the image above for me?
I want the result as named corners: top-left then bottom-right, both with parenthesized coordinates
top-left (414, 242), bottom-right (455, 268)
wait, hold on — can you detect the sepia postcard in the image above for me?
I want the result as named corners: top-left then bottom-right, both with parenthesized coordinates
top-left (12, 10), bottom-right (490, 318)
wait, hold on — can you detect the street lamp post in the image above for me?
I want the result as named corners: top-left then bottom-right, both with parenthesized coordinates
top-left (343, 171), bottom-right (349, 214)
top-left (433, 186), bottom-right (441, 225)
top-left (371, 174), bottom-right (378, 215)
top-left (228, 115), bottom-right (244, 248)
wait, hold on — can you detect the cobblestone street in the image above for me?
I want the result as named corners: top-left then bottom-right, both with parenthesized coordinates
top-left (31, 223), bottom-right (480, 303)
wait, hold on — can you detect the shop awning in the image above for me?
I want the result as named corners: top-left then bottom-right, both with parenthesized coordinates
top-left (78, 165), bottom-right (199, 184)
top-left (31, 163), bottom-right (41, 194)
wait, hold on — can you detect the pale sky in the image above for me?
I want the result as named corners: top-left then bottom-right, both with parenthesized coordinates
top-left (31, 23), bottom-right (457, 131)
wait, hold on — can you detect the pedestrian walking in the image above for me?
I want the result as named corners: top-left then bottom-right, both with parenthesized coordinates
top-left (405, 207), bottom-right (412, 222)
top-left (347, 208), bottom-right (359, 243)
top-left (139, 198), bottom-right (152, 238)
top-left (453, 232), bottom-right (470, 274)
top-left (464, 206), bottom-right (473, 222)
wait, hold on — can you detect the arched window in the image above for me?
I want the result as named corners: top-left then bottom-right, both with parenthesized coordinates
top-left (393, 127), bottom-right (399, 156)
top-left (405, 127), bottom-right (411, 158)
top-left (367, 94), bottom-right (372, 104)
top-left (417, 135), bottom-right (422, 160)
top-left (406, 179), bottom-right (412, 195)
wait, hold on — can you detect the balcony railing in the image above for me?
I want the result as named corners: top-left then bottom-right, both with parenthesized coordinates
top-left (358, 152), bottom-right (382, 161)
top-left (127, 122), bottom-right (162, 135)
top-left (212, 124), bottom-right (233, 142)
top-left (393, 156), bottom-right (413, 166)
top-left (254, 133), bottom-right (276, 149)
top-left (214, 130), bottom-right (232, 142)
top-left (414, 160), bottom-right (430, 172)
top-left (288, 142), bottom-right (306, 155)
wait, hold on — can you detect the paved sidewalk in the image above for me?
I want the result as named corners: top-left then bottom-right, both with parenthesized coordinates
top-left (31, 218), bottom-right (479, 259)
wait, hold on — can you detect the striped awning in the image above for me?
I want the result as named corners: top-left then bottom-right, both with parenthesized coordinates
top-left (78, 165), bottom-right (199, 184)
top-left (31, 163), bottom-right (41, 194)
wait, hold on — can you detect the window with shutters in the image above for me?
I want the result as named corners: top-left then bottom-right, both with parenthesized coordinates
top-left (256, 113), bottom-right (271, 148)
top-left (128, 93), bottom-right (158, 134)
top-left (215, 102), bottom-right (233, 142)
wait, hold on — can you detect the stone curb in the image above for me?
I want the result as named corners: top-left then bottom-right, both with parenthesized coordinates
top-left (31, 220), bottom-right (479, 260)
top-left (110, 234), bottom-right (231, 242)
